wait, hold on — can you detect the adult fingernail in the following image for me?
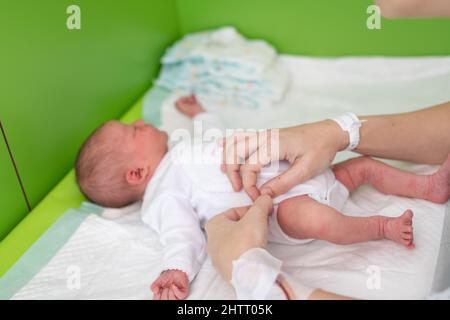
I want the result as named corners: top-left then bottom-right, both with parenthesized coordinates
top-left (260, 187), bottom-right (274, 197)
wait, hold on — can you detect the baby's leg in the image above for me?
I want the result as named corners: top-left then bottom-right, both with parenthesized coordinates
top-left (332, 154), bottom-right (450, 204)
top-left (277, 195), bottom-right (414, 248)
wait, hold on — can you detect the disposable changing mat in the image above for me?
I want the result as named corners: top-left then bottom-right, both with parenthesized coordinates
top-left (10, 55), bottom-right (450, 299)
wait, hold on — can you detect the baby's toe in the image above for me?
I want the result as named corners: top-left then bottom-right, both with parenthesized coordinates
top-left (407, 244), bottom-right (415, 250)
top-left (402, 225), bottom-right (413, 233)
top-left (401, 238), bottom-right (413, 247)
top-left (402, 233), bottom-right (413, 241)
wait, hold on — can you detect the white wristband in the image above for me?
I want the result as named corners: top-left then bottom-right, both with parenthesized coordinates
top-left (331, 112), bottom-right (363, 151)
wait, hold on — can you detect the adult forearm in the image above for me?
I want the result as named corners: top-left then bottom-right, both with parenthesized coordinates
top-left (308, 289), bottom-right (353, 300)
top-left (376, 0), bottom-right (450, 18)
top-left (356, 102), bottom-right (450, 164)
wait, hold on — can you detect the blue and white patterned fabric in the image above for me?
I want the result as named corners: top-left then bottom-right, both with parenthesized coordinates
top-left (156, 27), bottom-right (288, 109)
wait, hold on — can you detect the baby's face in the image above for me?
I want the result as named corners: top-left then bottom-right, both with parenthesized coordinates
top-left (105, 119), bottom-right (168, 166)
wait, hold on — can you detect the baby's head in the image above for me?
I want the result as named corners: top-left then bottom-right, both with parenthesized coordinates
top-left (75, 119), bottom-right (168, 208)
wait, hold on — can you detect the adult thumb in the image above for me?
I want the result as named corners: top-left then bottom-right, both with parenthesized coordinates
top-left (240, 195), bottom-right (274, 224)
top-left (260, 156), bottom-right (314, 198)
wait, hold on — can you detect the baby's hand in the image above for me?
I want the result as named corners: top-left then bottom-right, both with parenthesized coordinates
top-left (151, 269), bottom-right (189, 300)
top-left (175, 94), bottom-right (206, 118)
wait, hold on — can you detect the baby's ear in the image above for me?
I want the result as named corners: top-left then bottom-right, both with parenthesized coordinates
top-left (125, 166), bottom-right (150, 185)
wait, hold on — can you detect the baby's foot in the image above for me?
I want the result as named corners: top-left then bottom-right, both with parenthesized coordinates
top-left (426, 153), bottom-right (450, 204)
top-left (175, 94), bottom-right (206, 118)
top-left (383, 210), bottom-right (415, 249)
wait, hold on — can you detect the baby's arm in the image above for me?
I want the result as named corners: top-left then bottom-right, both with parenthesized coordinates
top-left (144, 194), bottom-right (206, 300)
top-left (175, 94), bottom-right (206, 118)
top-left (176, 94), bottom-right (226, 133)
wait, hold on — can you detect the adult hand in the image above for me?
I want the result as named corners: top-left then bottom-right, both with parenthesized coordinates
top-left (205, 195), bottom-right (274, 281)
top-left (221, 120), bottom-right (348, 201)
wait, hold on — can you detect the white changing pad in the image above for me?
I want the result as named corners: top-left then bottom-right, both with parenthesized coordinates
top-left (12, 55), bottom-right (450, 300)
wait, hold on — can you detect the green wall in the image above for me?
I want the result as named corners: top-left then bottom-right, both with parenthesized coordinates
top-left (176, 0), bottom-right (450, 56)
top-left (0, 0), bottom-right (180, 240)
top-left (1, 0), bottom-right (450, 242)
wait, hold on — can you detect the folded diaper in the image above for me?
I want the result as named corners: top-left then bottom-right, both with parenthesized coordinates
top-left (161, 26), bottom-right (276, 77)
top-left (155, 26), bottom-right (289, 109)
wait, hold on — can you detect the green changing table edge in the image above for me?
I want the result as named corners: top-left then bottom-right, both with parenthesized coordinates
top-left (0, 87), bottom-right (166, 279)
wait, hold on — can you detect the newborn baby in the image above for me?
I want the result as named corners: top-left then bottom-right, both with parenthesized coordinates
top-left (75, 95), bottom-right (450, 300)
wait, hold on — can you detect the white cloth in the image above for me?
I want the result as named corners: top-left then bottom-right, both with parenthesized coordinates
top-left (231, 248), bottom-right (316, 300)
top-left (141, 113), bottom-right (350, 282)
top-left (232, 248), bottom-right (283, 300)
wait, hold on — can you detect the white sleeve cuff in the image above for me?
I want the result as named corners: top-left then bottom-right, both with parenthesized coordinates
top-left (231, 248), bottom-right (316, 300)
top-left (192, 112), bottom-right (226, 136)
top-left (192, 112), bottom-right (214, 122)
top-left (160, 257), bottom-right (203, 283)
top-left (231, 248), bottom-right (283, 300)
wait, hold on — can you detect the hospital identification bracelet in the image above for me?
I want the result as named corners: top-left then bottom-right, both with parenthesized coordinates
top-left (331, 112), bottom-right (363, 151)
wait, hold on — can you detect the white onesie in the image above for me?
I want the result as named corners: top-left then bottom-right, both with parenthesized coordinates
top-left (141, 113), bottom-right (349, 281)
